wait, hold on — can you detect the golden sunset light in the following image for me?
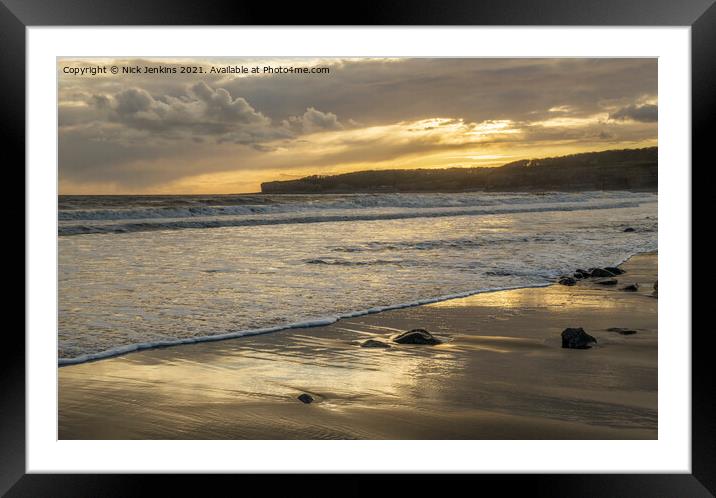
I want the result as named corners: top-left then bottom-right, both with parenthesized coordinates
top-left (57, 55), bottom-right (661, 443)
top-left (58, 57), bottom-right (657, 194)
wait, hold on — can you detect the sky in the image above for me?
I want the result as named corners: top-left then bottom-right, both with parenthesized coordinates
top-left (58, 57), bottom-right (657, 194)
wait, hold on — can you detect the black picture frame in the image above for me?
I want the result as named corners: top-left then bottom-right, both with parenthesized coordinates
top-left (6, 0), bottom-right (712, 495)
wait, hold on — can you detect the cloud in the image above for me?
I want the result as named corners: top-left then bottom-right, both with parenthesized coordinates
top-left (57, 57), bottom-right (658, 193)
top-left (189, 82), bottom-right (270, 125)
top-left (114, 87), bottom-right (154, 115)
top-left (218, 58), bottom-right (657, 126)
top-left (284, 107), bottom-right (344, 133)
top-left (609, 104), bottom-right (658, 123)
top-left (81, 83), bottom-right (281, 145)
top-left (70, 83), bottom-right (350, 150)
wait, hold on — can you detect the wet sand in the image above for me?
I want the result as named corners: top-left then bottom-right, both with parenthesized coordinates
top-left (59, 252), bottom-right (657, 439)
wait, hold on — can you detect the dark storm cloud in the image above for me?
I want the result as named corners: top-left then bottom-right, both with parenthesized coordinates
top-left (609, 103), bottom-right (658, 123)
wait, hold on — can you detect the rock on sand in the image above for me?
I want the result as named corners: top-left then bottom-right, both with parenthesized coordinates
top-left (607, 327), bottom-right (637, 335)
top-left (361, 339), bottom-right (391, 348)
top-left (604, 266), bottom-right (625, 275)
top-left (595, 279), bottom-right (618, 286)
top-left (393, 329), bottom-right (441, 345)
top-left (561, 327), bottom-right (597, 349)
top-left (297, 393), bottom-right (314, 404)
top-left (590, 268), bottom-right (617, 278)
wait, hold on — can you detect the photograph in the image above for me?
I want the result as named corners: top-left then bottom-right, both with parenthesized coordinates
top-left (56, 56), bottom-right (659, 440)
top-left (4, 0), bottom-right (710, 488)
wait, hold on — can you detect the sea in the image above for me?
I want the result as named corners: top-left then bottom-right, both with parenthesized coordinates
top-left (58, 191), bottom-right (658, 364)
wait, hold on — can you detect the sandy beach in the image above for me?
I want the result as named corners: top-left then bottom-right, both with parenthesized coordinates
top-left (58, 252), bottom-right (657, 440)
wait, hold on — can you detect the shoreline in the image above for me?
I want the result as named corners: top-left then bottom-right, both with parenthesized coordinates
top-left (58, 282), bottom-right (553, 366)
top-left (59, 251), bottom-right (657, 440)
top-left (58, 250), bottom-right (652, 366)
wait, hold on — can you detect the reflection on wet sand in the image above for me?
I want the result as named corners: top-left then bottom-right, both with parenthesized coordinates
top-left (59, 253), bottom-right (657, 440)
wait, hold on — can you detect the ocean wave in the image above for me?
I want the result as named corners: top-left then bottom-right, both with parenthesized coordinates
top-left (58, 191), bottom-right (657, 365)
top-left (58, 204), bottom-right (275, 221)
top-left (58, 281), bottom-right (553, 366)
top-left (58, 200), bottom-right (649, 236)
top-left (305, 258), bottom-right (411, 266)
top-left (330, 234), bottom-right (565, 253)
top-left (57, 248), bottom-right (651, 366)
top-left (58, 191), bottom-right (654, 221)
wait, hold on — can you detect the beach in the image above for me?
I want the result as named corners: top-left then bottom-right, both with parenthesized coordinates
top-left (59, 251), bottom-right (657, 440)
top-left (58, 192), bottom-right (657, 363)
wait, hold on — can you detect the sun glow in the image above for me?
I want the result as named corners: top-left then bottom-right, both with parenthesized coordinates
top-left (57, 57), bottom-right (657, 194)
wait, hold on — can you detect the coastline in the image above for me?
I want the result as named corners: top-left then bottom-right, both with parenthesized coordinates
top-left (59, 251), bottom-right (657, 440)
top-left (58, 248), bottom-right (650, 366)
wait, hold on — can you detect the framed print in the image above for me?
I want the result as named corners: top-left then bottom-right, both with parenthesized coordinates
top-left (7, 0), bottom-right (713, 495)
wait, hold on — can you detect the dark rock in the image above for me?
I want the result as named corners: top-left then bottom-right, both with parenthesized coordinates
top-left (361, 339), bottom-right (391, 348)
top-left (607, 327), bottom-right (637, 335)
top-left (393, 328), bottom-right (441, 345)
top-left (574, 269), bottom-right (590, 279)
top-left (561, 327), bottom-right (597, 349)
top-left (559, 277), bottom-right (577, 286)
top-left (621, 283), bottom-right (639, 291)
top-left (623, 227), bottom-right (636, 232)
top-left (652, 281), bottom-right (658, 298)
top-left (297, 393), bottom-right (314, 404)
top-left (604, 266), bottom-right (625, 275)
top-left (595, 279), bottom-right (618, 286)
top-left (590, 268), bottom-right (617, 278)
